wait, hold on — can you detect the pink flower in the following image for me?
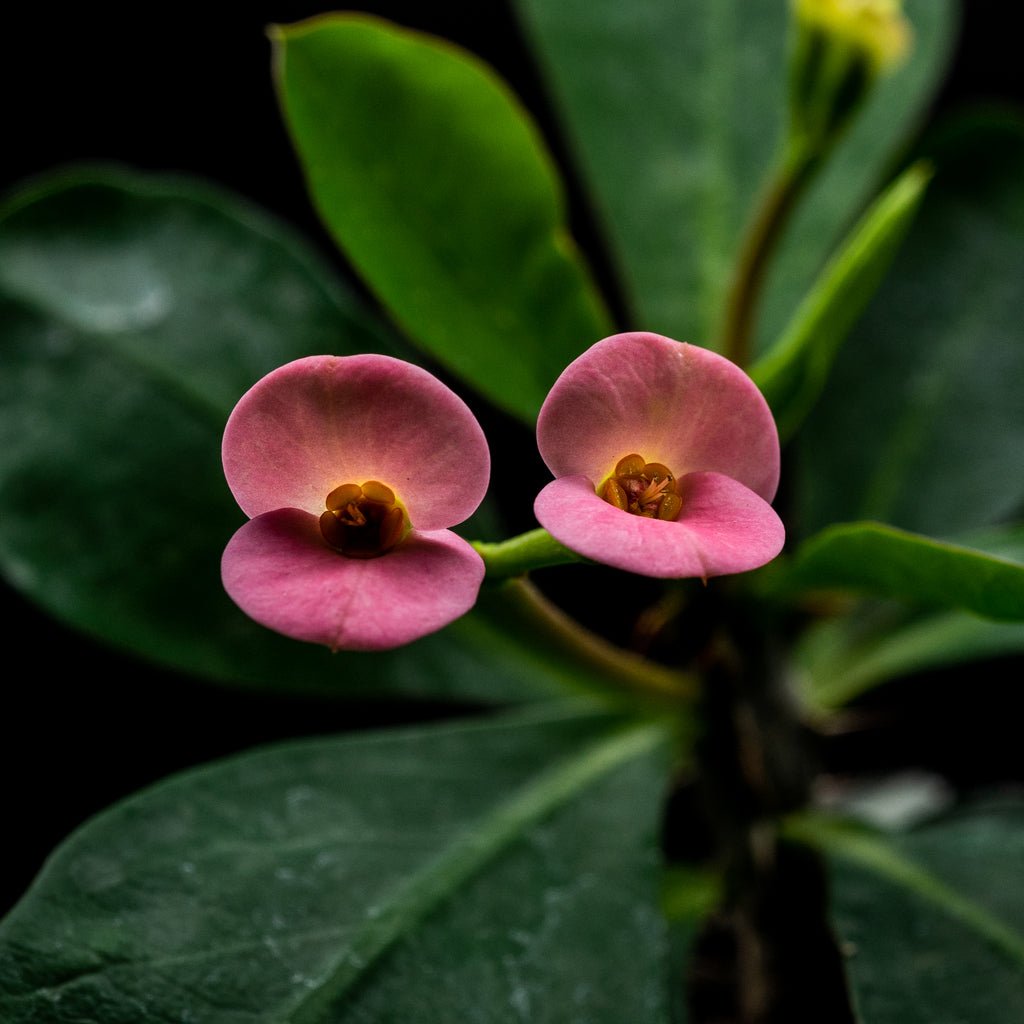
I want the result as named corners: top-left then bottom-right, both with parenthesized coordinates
top-left (221, 355), bottom-right (489, 651)
top-left (534, 332), bottom-right (784, 579)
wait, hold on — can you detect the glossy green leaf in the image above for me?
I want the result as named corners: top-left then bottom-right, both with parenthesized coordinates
top-left (0, 708), bottom-right (674, 1022)
top-left (513, 0), bottom-right (955, 351)
top-left (798, 114), bottom-right (1024, 535)
top-left (796, 602), bottom-right (1024, 710)
top-left (751, 163), bottom-right (931, 442)
top-left (792, 802), bottom-right (1024, 1022)
top-left (789, 522), bottom-right (1024, 621)
top-left (0, 168), bottom-right (577, 703)
top-left (272, 14), bottom-right (613, 424)
top-left (794, 526), bottom-right (1024, 709)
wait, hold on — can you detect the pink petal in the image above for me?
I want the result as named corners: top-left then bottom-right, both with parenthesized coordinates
top-left (222, 355), bottom-right (489, 531)
top-left (221, 508), bottom-right (485, 651)
top-left (534, 473), bottom-right (785, 579)
top-left (536, 333), bottom-right (780, 501)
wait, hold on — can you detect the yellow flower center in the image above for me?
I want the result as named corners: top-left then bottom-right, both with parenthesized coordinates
top-left (598, 454), bottom-right (682, 522)
top-left (319, 480), bottom-right (408, 558)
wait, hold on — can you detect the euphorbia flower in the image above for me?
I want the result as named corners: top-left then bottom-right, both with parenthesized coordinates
top-left (534, 332), bottom-right (784, 579)
top-left (221, 354), bottom-right (489, 651)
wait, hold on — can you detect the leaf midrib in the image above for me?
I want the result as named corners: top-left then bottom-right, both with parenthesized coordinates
top-left (2, 719), bottom-right (667, 1019)
top-left (801, 818), bottom-right (1024, 967)
top-left (282, 720), bottom-right (667, 1023)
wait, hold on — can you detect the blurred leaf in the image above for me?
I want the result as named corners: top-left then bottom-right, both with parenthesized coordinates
top-left (0, 708), bottom-right (674, 1023)
top-left (789, 521), bottom-right (1024, 621)
top-left (798, 113), bottom-right (1024, 536)
top-left (273, 14), bottom-right (613, 424)
top-left (796, 603), bottom-right (1024, 710)
top-left (752, 163), bottom-right (931, 442)
top-left (792, 801), bottom-right (1024, 1022)
top-left (0, 167), bottom-right (576, 703)
top-left (662, 866), bottom-right (718, 1024)
top-left (513, 0), bottom-right (955, 351)
top-left (795, 524), bottom-right (1024, 709)
top-left (662, 864), bottom-right (720, 924)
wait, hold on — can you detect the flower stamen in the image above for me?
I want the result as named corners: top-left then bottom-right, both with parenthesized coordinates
top-left (320, 480), bottom-right (408, 558)
top-left (599, 453), bottom-right (683, 522)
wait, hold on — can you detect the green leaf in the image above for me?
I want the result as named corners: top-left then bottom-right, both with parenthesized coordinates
top-left (0, 708), bottom-right (674, 1022)
top-left (793, 524), bottom-right (1024, 708)
top-left (662, 866), bottom-right (718, 1024)
top-left (798, 113), bottom-right (1024, 535)
top-left (795, 602), bottom-right (1024, 711)
top-left (513, 0), bottom-right (955, 351)
top-left (751, 163), bottom-right (931, 442)
top-left (791, 802), bottom-right (1024, 1022)
top-left (0, 167), bottom-right (572, 703)
top-left (789, 522), bottom-right (1024, 621)
top-left (272, 14), bottom-right (613, 424)
top-left (662, 865), bottom-right (720, 924)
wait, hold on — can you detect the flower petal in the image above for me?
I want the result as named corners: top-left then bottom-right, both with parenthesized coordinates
top-left (221, 508), bottom-right (485, 651)
top-left (222, 355), bottom-right (489, 530)
top-left (536, 333), bottom-right (780, 501)
top-left (534, 473), bottom-right (785, 579)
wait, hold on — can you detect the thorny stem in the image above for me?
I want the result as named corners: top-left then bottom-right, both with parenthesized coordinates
top-left (679, 586), bottom-right (854, 1022)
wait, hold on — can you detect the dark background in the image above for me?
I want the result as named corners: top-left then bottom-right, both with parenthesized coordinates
top-left (2, 2), bottom-right (1021, 916)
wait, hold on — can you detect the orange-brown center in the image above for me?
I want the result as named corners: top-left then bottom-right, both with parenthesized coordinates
top-left (599, 454), bottom-right (682, 521)
top-left (319, 480), bottom-right (408, 558)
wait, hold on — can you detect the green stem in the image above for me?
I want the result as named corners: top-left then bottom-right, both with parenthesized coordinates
top-left (472, 527), bottom-right (582, 581)
top-left (717, 144), bottom-right (817, 369)
top-left (497, 577), bottom-right (698, 706)
top-left (472, 531), bottom-right (697, 706)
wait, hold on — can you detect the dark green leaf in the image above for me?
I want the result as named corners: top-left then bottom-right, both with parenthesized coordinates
top-left (0, 167), bottom-right (572, 703)
top-left (513, 0), bottom-right (955, 351)
top-left (793, 802), bottom-right (1024, 1022)
top-left (798, 114), bottom-right (1024, 535)
top-left (0, 708), bottom-right (674, 1023)
top-left (789, 521), bottom-right (1024, 621)
top-left (273, 14), bottom-right (613, 424)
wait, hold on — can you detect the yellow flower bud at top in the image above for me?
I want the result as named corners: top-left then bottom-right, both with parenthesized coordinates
top-left (787, 0), bottom-right (913, 156)
top-left (794, 0), bottom-right (911, 75)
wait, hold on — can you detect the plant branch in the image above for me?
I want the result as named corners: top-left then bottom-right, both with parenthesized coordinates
top-left (473, 527), bottom-right (582, 581)
top-left (717, 146), bottom-right (817, 369)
